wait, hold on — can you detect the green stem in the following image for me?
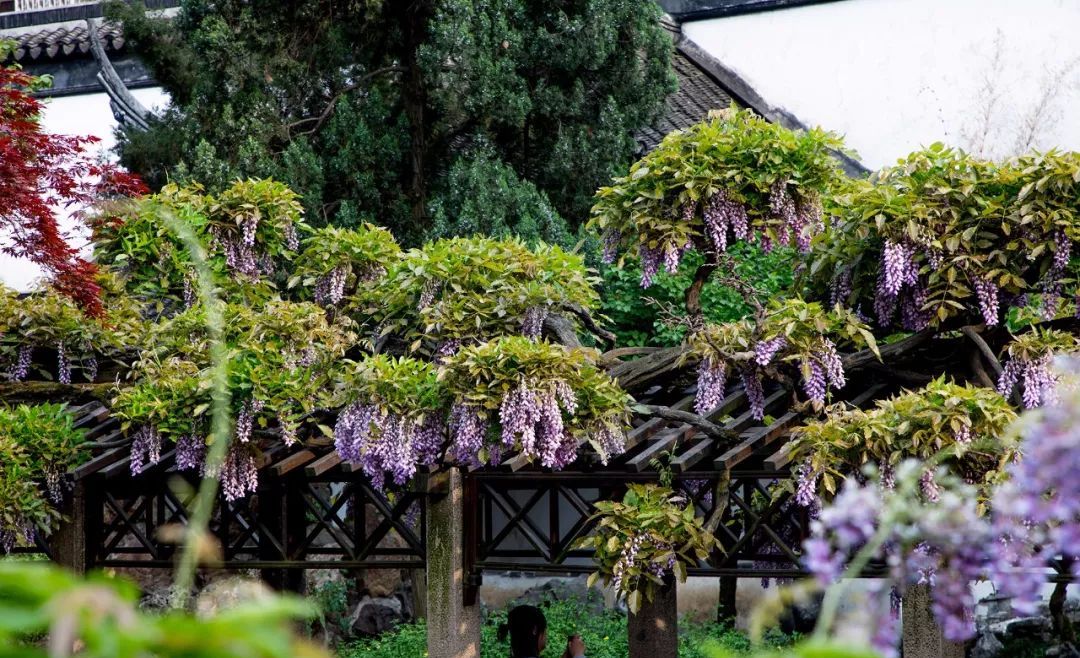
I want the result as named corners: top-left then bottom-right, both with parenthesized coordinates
top-left (159, 212), bottom-right (232, 609)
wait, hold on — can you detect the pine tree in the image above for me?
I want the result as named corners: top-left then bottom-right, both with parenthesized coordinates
top-left (108, 0), bottom-right (675, 244)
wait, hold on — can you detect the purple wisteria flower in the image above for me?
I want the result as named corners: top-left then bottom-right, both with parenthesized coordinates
top-left (694, 358), bottom-right (727, 415)
top-left (130, 425), bottom-right (162, 475)
top-left (314, 265), bottom-right (348, 306)
top-left (10, 345), bottom-right (32, 381)
top-left (754, 336), bottom-right (788, 366)
top-left (998, 355), bottom-right (1058, 409)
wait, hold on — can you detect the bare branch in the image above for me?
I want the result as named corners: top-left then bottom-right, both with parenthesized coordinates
top-left (287, 65), bottom-right (407, 136)
top-left (561, 303), bottom-right (616, 346)
top-left (634, 404), bottom-right (740, 441)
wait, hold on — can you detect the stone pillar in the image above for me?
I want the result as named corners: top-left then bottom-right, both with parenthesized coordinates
top-left (628, 577), bottom-right (678, 658)
top-left (426, 469), bottom-right (480, 658)
top-left (902, 584), bottom-right (965, 658)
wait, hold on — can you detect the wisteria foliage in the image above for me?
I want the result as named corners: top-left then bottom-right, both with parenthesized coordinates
top-left (0, 280), bottom-right (140, 384)
top-left (807, 146), bottom-right (1080, 330)
top-left (331, 356), bottom-right (447, 490)
top-left (589, 107), bottom-right (846, 288)
top-left (687, 298), bottom-right (877, 418)
top-left (576, 484), bottom-right (720, 613)
top-left (0, 404), bottom-right (87, 552)
top-left (787, 378), bottom-right (1018, 509)
top-left (996, 328), bottom-right (1078, 409)
top-left (357, 236), bottom-right (599, 350)
top-left (441, 337), bottom-right (631, 469)
top-left (288, 224), bottom-right (400, 308)
top-left (92, 179), bottom-right (306, 307)
top-left (112, 301), bottom-right (354, 498)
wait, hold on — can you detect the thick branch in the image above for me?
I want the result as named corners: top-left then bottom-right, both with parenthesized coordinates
top-left (542, 313), bottom-right (582, 348)
top-left (562, 303), bottom-right (616, 346)
top-left (967, 347), bottom-right (996, 389)
top-left (961, 325), bottom-right (1003, 376)
top-left (860, 362), bottom-right (934, 386)
top-left (606, 345), bottom-right (691, 393)
top-left (842, 328), bottom-right (935, 371)
top-left (634, 404), bottom-right (740, 441)
top-left (704, 469), bottom-right (731, 536)
top-left (0, 382), bottom-right (114, 402)
top-left (685, 261), bottom-right (718, 323)
top-left (600, 346), bottom-right (661, 367)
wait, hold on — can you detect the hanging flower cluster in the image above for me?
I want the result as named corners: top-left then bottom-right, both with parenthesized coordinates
top-left (289, 224), bottom-right (400, 308)
top-left (577, 484), bottom-right (720, 614)
top-left (0, 404), bottom-right (87, 552)
top-left (92, 179), bottom-right (306, 309)
top-left (806, 362), bottom-right (1080, 649)
top-left (441, 337), bottom-right (631, 469)
top-left (0, 285), bottom-right (121, 384)
top-left (589, 107), bottom-right (845, 288)
top-left (359, 236), bottom-right (598, 351)
top-left (803, 465), bottom-right (999, 644)
top-left (787, 378), bottom-right (1018, 508)
top-left (687, 298), bottom-right (876, 418)
top-left (996, 328), bottom-right (1077, 408)
top-left (991, 357), bottom-right (1080, 611)
top-left (331, 356), bottom-right (447, 490)
top-left (113, 301), bottom-right (354, 498)
top-left (808, 146), bottom-right (1080, 329)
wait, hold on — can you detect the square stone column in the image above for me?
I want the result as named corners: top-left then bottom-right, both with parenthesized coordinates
top-left (628, 577), bottom-right (678, 658)
top-left (902, 584), bottom-right (965, 658)
top-left (426, 469), bottom-right (481, 658)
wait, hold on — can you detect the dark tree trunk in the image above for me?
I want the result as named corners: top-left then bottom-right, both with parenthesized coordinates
top-left (1051, 560), bottom-right (1075, 645)
top-left (396, 0), bottom-right (433, 238)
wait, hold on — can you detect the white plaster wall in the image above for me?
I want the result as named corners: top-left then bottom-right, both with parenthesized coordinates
top-left (682, 0), bottom-right (1080, 170)
top-left (0, 87), bottom-right (167, 291)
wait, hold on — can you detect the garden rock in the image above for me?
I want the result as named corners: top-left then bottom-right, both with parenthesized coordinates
top-left (351, 596), bottom-right (405, 636)
top-left (194, 576), bottom-right (274, 618)
top-left (778, 592), bottom-right (822, 635)
top-left (363, 568), bottom-right (403, 598)
top-left (970, 631), bottom-right (1005, 658)
top-left (512, 579), bottom-right (606, 616)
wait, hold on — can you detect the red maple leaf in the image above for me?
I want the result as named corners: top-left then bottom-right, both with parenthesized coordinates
top-left (0, 62), bottom-right (146, 317)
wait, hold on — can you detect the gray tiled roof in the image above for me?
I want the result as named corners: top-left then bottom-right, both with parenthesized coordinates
top-left (636, 46), bottom-right (735, 154)
top-left (1, 20), bottom-right (122, 62)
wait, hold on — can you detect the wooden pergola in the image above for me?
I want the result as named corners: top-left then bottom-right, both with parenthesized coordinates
top-left (10, 370), bottom-right (909, 658)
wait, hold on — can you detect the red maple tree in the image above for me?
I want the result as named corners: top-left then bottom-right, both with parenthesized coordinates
top-left (0, 55), bottom-right (145, 317)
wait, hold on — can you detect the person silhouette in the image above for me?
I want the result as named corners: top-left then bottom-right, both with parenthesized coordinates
top-left (497, 605), bottom-right (586, 658)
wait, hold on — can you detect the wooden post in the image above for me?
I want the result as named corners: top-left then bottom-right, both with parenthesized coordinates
top-left (259, 478), bottom-right (289, 590)
top-left (629, 577), bottom-right (678, 658)
top-left (283, 484), bottom-right (307, 594)
top-left (426, 469), bottom-right (480, 658)
top-left (902, 584), bottom-right (965, 658)
top-left (52, 479), bottom-right (89, 574)
top-left (717, 576), bottom-right (737, 624)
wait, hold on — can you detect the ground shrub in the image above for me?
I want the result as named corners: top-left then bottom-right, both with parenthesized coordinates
top-left (338, 596), bottom-right (795, 658)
